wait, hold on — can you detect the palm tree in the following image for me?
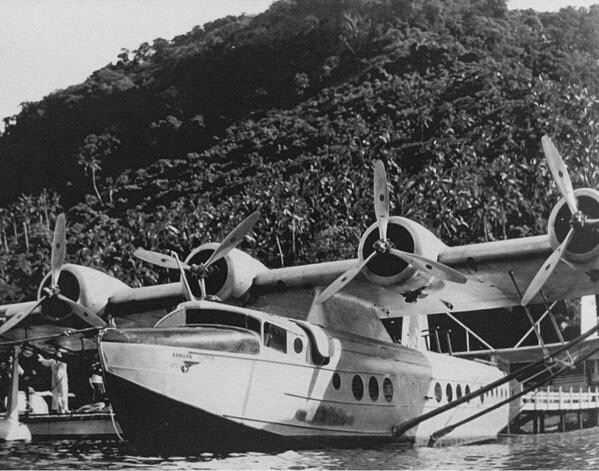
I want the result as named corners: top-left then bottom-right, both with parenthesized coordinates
top-left (76, 134), bottom-right (120, 206)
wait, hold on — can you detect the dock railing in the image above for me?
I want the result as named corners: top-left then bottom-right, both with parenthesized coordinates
top-left (522, 386), bottom-right (599, 411)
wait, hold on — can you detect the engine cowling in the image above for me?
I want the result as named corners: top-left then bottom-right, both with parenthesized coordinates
top-left (184, 244), bottom-right (267, 300)
top-left (548, 188), bottom-right (599, 263)
top-left (357, 216), bottom-right (448, 286)
top-left (37, 264), bottom-right (130, 321)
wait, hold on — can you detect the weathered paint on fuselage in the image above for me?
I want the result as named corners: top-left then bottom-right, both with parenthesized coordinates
top-left (100, 303), bottom-right (510, 449)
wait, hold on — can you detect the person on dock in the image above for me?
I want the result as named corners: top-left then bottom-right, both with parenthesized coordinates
top-left (89, 362), bottom-right (105, 403)
top-left (38, 348), bottom-right (69, 414)
top-left (0, 360), bottom-right (10, 412)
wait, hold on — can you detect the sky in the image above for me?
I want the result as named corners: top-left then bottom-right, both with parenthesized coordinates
top-left (0, 0), bottom-right (274, 123)
top-left (0, 0), bottom-right (597, 124)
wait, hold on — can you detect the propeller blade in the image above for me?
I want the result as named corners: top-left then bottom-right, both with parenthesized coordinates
top-left (373, 160), bottom-right (390, 241)
top-left (56, 294), bottom-right (107, 327)
top-left (521, 227), bottom-right (575, 306)
top-left (170, 251), bottom-right (197, 301)
top-left (0, 298), bottom-right (44, 337)
top-left (50, 213), bottom-right (66, 287)
top-left (388, 248), bottom-right (467, 284)
top-left (203, 211), bottom-right (260, 268)
top-left (542, 136), bottom-right (578, 215)
top-left (586, 218), bottom-right (599, 227)
top-left (315, 252), bottom-right (376, 304)
top-left (133, 248), bottom-right (190, 271)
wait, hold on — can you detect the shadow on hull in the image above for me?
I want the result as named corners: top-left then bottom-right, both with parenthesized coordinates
top-left (105, 373), bottom-right (404, 456)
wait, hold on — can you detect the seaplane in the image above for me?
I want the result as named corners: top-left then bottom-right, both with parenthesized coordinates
top-left (1, 136), bottom-right (599, 451)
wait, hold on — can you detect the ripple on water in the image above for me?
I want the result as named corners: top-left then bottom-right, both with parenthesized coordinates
top-left (2, 431), bottom-right (599, 469)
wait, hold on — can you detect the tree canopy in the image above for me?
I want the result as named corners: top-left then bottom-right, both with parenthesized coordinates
top-left (0, 0), bottom-right (598, 312)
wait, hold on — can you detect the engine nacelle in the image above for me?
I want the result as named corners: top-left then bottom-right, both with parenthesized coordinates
top-left (357, 216), bottom-right (448, 286)
top-left (185, 244), bottom-right (267, 300)
top-left (37, 264), bottom-right (130, 321)
top-left (548, 188), bottom-right (599, 263)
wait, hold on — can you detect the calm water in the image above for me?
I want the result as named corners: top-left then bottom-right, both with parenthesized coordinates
top-left (2, 432), bottom-right (599, 469)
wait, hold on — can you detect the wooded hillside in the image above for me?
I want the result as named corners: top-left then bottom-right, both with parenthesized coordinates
top-left (0, 0), bottom-right (598, 310)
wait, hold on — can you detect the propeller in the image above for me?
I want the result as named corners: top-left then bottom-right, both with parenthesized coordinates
top-left (134, 211), bottom-right (260, 299)
top-left (54, 294), bottom-right (107, 327)
top-left (0, 214), bottom-right (106, 336)
top-left (171, 251), bottom-right (198, 301)
top-left (315, 253), bottom-right (376, 304)
top-left (521, 228), bottom-right (575, 306)
top-left (316, 160), bottom-right (467, 304)
top-left (133, 248), bottom-right (190, 271)
top-left (50, 213), bottom-right (66, 288)
top-left (373, 160), bottom-right (389, 241)
top-left (0, 299), bottom-right (45, 337)
top-left (521, 136), bottom-right (599, 305)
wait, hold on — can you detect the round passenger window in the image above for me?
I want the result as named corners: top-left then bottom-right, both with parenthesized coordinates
top-left (332, 373), bottom-right (341, 390)
top-left (446, 383), bottom-right (453, 402)
top-left (352, 375), bottom-right (364, 400)
top-left (383, 378), bottom-right (393, 402)
top-left (456, 384), bottom-right (462, 399)
top-left (294, 338), bottom-right (303, 354)
top-left (434, 382), bottom-right (442, 402)
top-left (480, 388), bottom-right (485, 404)
top-left (465, 385), bottom-right (471, 402)
top-left (368, 377), bottom-right (379, 401)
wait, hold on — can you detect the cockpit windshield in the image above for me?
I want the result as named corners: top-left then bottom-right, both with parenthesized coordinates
top-left (185, 308), bottom-right (261, 334)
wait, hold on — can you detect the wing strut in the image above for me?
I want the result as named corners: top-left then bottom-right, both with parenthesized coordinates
top-left (508, 271), bottom-right (549, 355)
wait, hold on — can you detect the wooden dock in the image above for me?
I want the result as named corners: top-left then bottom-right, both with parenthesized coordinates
top-left (508, 386), bottom-right (599, 434)
top-left (20, 412), bottom-right (122, 440)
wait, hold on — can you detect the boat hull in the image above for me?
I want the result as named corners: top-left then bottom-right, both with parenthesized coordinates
top-left (105, 372), bottom-right (394, 453)
top-left (100, 321), bottom-right (509, 454)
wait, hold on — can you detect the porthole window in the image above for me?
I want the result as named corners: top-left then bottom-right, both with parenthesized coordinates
top-left (368, 377), bottom-right (379, 401)
top-left (352, 375), bottom-right (364, 400)
top-left (434, 382), bottom-right (442, 402)
top-left (383, 378), bottom-right (393, 402)
top-left (294, 338), bottom-right (304, 354)
top-left (446, 383), bottom-right (453, 402)
top-left (332, 373), bottom-right (341, 390)
top-left (456, 384), bottom-right (462, 399)
top-left (465, 385), bottom-right (471, 402)
top-left (480, 388), bottom-right (485, 404)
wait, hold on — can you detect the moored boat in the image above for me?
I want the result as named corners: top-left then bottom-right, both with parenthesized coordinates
top-left (99, 300), bottom-right (510, 453)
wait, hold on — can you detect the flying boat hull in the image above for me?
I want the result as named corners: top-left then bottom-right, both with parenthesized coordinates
top-left (99, 320), bottom-right (511, 453)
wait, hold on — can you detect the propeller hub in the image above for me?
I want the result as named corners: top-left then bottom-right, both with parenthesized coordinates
top-left (571, 211), bottom-right (587, 231)
top-left (373, 239), bottom-right (391, 254)
top-left (190, 263), bottom-right (209, 277)
top-left (43, 286), bottom-right (61, 298)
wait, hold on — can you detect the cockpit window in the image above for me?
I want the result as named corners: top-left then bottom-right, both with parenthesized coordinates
top-left (185, 309), bottom-right (261, 334)
top-left (264, 322), bottom-right (287, 353)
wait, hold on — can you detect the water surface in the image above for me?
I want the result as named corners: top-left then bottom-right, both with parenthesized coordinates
top-left (2, 431), bottom-right (599, 469)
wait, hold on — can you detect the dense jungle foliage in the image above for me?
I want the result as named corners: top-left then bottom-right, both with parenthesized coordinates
top-left (0, 0), bottom-right (598, 328)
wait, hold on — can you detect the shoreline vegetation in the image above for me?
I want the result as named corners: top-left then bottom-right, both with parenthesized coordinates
top-left (0, 0), bottom-right (597, 345)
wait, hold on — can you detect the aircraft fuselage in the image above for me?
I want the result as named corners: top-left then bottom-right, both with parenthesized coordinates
top-left (99, 300), bottom-right (510, 453)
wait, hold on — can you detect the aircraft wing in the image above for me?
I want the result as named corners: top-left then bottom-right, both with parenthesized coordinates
top-left (454, 337), bottom-right (599, 364)
top-left (107, 282), bottom-right (184, 314)
top-left (253, 233), bottom-right (599, 317)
